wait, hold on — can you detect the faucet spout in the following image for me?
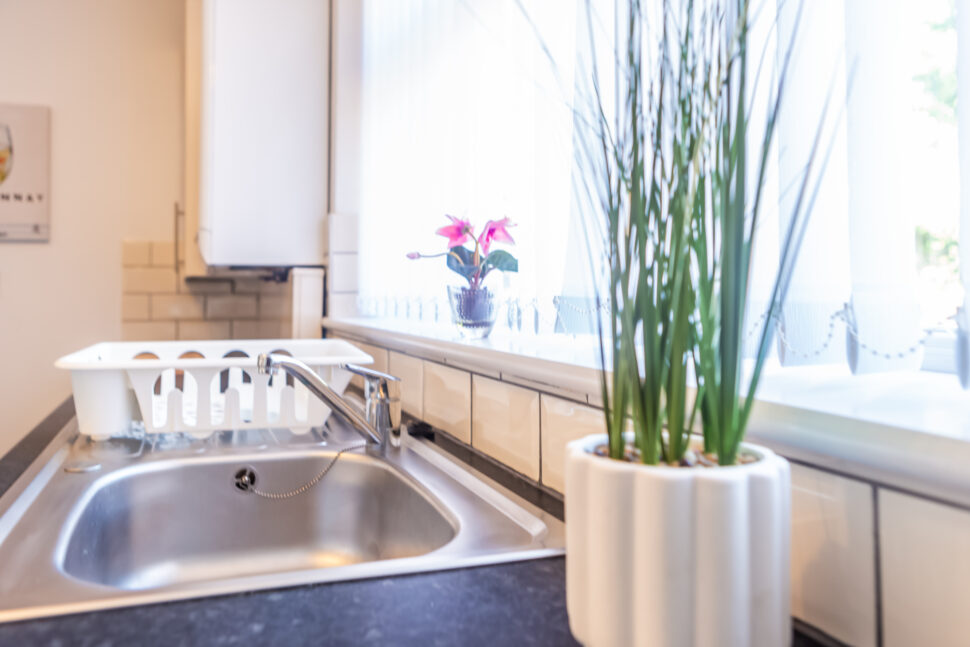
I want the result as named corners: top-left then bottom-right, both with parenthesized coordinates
top-left (257, 353), bottom-right (385, 446)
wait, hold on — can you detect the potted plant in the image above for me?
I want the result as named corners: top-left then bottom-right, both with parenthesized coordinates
top-left (408, 215), bottom-right (518, 338)
top-left (564, 1), bottom-right (832, 645)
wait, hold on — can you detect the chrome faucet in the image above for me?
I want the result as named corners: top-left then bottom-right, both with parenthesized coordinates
top-left (256, 354), bottom-right (402, 451)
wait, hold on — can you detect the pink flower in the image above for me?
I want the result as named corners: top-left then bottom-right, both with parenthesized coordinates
top-left (478, 218), bottom-right (515, 255)
top-left (435, 215), bottom-right (473, 248)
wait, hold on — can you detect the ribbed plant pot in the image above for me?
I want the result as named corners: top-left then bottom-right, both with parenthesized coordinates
top-left (565, 434), bottom-right (791, 647)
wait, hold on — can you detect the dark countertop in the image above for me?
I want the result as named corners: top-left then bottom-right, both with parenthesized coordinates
top-left (0, 399), bottom-right (829, 647)
top-left (0, 397), bottom-right (74, 497)
top-left (0, 557), bottom-right (577, 647)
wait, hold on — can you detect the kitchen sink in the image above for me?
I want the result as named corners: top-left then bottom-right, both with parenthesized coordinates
top-left (0, 417), bottom-right (563, 622)
top-left (60, 452), bottom-right (460, 590)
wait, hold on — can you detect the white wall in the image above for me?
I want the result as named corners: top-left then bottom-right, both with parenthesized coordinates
top-left (0, 0), bottom-right (184, 455)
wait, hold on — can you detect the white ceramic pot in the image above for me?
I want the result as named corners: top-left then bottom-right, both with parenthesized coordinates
top-left (565, 434), bottom-right (791, 647)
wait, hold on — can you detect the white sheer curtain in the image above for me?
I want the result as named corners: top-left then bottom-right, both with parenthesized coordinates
top-left (760, 0), bottom-right (852, 368)
top-left (750, 0), bottom-right (960, 376)
top-left (354, 0), bottom-right (969, 382)
top-left (357, 0), bottom-right (578, 330)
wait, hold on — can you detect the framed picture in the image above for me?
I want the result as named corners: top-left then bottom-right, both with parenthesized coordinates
top-left (0, 104), bottom-right (50, 242)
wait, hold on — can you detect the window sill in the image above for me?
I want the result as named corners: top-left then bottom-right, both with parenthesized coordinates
top-left (323, 316), bottom-right (970, 508)
top-left (747, 365), bottom-right (970, 509)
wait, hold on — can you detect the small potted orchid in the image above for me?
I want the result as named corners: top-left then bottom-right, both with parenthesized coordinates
top-left (408, 215), bottom-right (518, 338)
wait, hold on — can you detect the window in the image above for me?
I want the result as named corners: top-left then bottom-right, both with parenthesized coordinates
top-left (760, 0), bottom-right (962, 376)
top-left (350, 0), bottom-right (970, 386)
top-left (356, 0), bottom-right (580, 334)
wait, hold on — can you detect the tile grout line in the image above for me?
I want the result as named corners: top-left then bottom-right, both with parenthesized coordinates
top-left (872, 486), bottom-right (884, 647)
top-left (468, 371), bottom-right (474, 448)
top-left (784, 455), bottom-right (970, 515)
top-left (537, 393), bottom-right (544, 488)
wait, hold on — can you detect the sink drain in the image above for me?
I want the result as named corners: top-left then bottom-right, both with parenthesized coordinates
top-left (234, 467), bottom-right (257, 492)
top-left (233, 443), bottom-right (366, 500)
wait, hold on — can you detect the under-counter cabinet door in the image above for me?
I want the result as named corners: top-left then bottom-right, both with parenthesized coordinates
top-left (185, 0), bottom-right (329, 270)
top-left (880, 490), bottom-right (970, 647)
top-left (789, 465), bottom-right (877, 647)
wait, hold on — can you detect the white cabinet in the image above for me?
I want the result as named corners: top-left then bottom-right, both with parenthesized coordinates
top-left (880, 490), bottom-right (970, 647)
top-left (184, 0), bottom-right (329, 272)
top-left (789, 465), bottom-right (877, 647)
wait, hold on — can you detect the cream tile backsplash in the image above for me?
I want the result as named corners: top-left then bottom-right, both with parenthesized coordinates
top-left (122, 295), bottom-right (150, 321)
top-left (327, 213), bottom-right (359, 318)
top-left (337, 339), bottom-right (388, 391)
top-left (472, 376), bottom-right (540, 481)
top-left (423, 362), bottom-right (471, 444)
top-left (121, 239), bottom-right (292, 342)
top-left (121, 241), bottom-right (152, 266)
top-left (206, 295), bottom-right (259, 319)
top-left (121, 321), bottom-right (177, 341)
top-left (151, 294), bottom-right (206, 320)
top-left (540, 396), bottom-right (605, 493)
top-left (177, 320), bottom-right (232, 341)
top-left (339, 339), bottom-right (387, 372)
top-left (389, 351), bottom-right (423, 418)
top-left (122, 267), bottom-right (178, 294)
top-left (334, 330), bottom-right (593, 490)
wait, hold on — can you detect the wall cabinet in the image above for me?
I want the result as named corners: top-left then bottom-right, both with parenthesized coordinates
top-left (184, 0), bottom-right (329, 273)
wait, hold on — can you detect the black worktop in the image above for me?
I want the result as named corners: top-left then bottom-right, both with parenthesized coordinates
top-left (0, 399), bottom-right (828, 647)
top-left (0, 557), bottom-right (577, 647)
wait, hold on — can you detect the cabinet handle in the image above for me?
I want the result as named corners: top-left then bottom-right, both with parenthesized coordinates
top-left (173, 202), bottom-right (185, 270)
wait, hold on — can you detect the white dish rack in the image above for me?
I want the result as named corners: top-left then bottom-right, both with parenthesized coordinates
top-left (55, 339), bottom-right (372, 440)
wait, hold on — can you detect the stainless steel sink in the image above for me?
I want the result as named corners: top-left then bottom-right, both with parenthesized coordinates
top-left (60, 452), bottom-right (460, 590)
top-left (0, 417), bottom-right (563, 622)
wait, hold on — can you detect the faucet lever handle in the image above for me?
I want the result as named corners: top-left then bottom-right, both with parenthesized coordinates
top-left (342, 363), bottom-right (400, 384)
top-left (342, 364), bottom-right (402, 446)
top-left (342, 364), bottom-right (401, 400)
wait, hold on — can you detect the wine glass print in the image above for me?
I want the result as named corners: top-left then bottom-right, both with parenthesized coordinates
top-left (0, 124), bottom-right (12, 186)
